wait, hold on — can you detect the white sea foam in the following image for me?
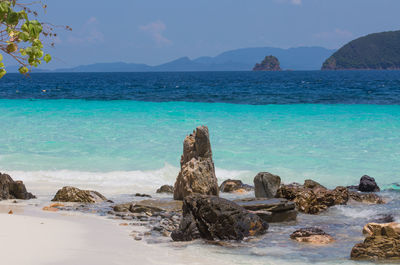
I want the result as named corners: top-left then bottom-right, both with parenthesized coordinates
top-left (335, 206), bottom-right (379, 219)
top-left (3, 164), bottom-right (253, 196)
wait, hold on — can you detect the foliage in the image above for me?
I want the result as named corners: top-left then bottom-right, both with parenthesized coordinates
top-left (322, 30), bottom-right (400, 70)
top-left (0, 0), bottom-right (70, 77)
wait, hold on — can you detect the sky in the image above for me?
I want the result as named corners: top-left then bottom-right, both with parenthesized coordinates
top-left (8, 0), bottom-right (400, 69)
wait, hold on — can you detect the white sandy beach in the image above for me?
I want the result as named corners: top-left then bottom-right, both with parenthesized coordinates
top-left (0, 201), bottom-right (242, 265)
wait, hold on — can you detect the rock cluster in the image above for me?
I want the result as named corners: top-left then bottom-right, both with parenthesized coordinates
top-left (351, 222), bottom-right (400, 261)
top-left (112, 199), bottom-right (183, 237)
top-left (254, 172), bottom-right (281, 198)
top-left (290, 227), bottom-right (334, 245)
top-left (173, 126), bottom-right (219, 200)
top-left (219, 179), bottom-right (253, 193)
top-left (52, 186), bottom-right (108, 203)
top-left (171, 194), bottom-right (268, 241)
top-left (276, 179), bottom-right (384, 214)
top-left (0, 173), bottom-right (35, 200)
top-left (276, 181), bottom-right (349, 214)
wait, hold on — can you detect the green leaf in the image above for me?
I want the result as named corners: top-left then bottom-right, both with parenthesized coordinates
top-left (43, 54), bottom-right (51, 63)
top-left (0, 54), bottom-right (3, 61)
top-left (0, 69), bottom-right (6, 79)
top-left (18, 66), bottom-right (29, 74)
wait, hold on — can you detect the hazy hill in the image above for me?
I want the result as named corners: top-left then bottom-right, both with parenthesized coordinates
top-left (322, 30), bottom-right (400, 70)
top-left (6, 46), bottom-right (335, 73)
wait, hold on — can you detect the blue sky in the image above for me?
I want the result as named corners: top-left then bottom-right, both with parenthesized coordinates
top-left (15, 0), bottom-right (400, 68)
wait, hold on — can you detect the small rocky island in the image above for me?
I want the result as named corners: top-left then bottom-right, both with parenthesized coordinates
top-left (253, 55), bottom-right (281, 71)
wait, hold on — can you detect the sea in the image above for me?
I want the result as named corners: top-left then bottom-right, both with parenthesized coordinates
top-left (1, 71), bottom-right (400, 264)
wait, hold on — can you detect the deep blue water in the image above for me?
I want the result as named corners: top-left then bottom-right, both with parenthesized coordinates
top-left (0, 71), bottom-right (400, 104)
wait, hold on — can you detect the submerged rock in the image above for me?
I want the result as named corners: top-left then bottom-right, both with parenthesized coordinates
top-left (51, 186), bottom-right (107, 203)
top-left (219, 179), bottom-right (253, 193)
top-left (156, 185), bottom-right (174, 194)
top-left (0, 173), bottom-right (36, 200)
top-left (359, 175), bottom-right (380, 192)
top-left (254, 172), bottom-right (281, 198)
top-left (171, 194), bottom-right (268, 241)
top-left (173, 126), bottom-right (219, 200)
top-left (134, 193), bottom-right (152, 198)
top-left (290, 227), bottom-right (334, 245)
top-left (351, 222), bottom-right (400, 261)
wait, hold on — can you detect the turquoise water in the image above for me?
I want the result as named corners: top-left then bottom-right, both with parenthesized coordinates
top-left (1, 99), bottom-right (399, 190)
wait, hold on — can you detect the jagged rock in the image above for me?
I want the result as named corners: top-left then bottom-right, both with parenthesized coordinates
top-left (173, 126), bottom-right (219, 200)
top-left (0, 173), bottom-right (36, 200)
top-left (51, 186), bottom-right (107, 203)
top-left (351, 222), bottom-right (400, 261)
top-left (290, 227), bottom-right (334, 244)
top-left (362, 223), bottom-right (400, 237)
top-left (276, 180), bottom-right (349, 214)
top-left (171, 194), bottom-right (268, 241)
top-left (219, 179), bottom-right (253, 193)
top-left (171, 213), bottom-right (200, 241)
top-left (254, 172), bottom-right (281, 198)
top-left (156, 185), bottom-right (174, 194)
top-left (359, 175), bottom-right (380, 192)
top-left (349, 191), bottom-right (384, 204)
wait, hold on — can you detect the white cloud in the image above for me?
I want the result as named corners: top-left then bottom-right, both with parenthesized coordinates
top-left (139, 20), bottom-right (172, 46)
top-left (68, 17), bottom-right (104, 44)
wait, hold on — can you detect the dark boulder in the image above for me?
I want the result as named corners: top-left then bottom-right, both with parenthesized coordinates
top-left (0, 173), bottom-right (36, 200)
top-left (219, 179), bottom-right (253, 193)
top-left (359, 175), bottom-right (380, 192)
top-left (172, 194), bottom-right (268, 241)
top-left (235, 198), bottom-right (297, 223)
top-left (235, 198), bottom-right (295, 212)
top-left (254, 172), bottom-right (281, 198)
top-left (156, 185), bottom-right (174, 194)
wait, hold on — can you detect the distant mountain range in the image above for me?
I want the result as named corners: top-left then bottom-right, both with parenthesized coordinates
top-left (9, 46), bottom-right (335, 73)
